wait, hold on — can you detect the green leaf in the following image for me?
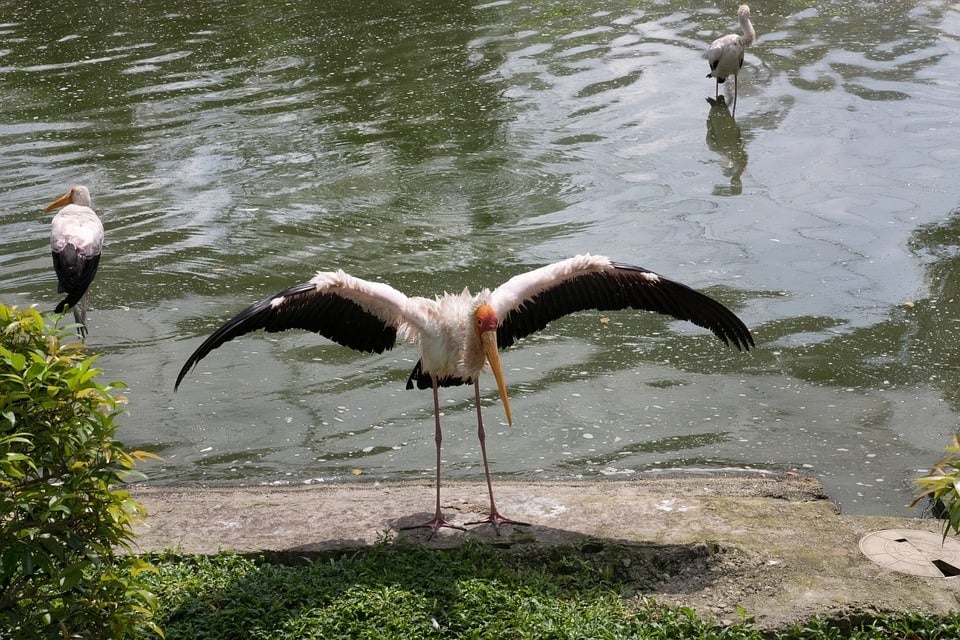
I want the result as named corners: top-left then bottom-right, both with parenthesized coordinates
top-left (4, 351), bottom-right (25, 371)
top-left (58, 562), bottom-right (86, 591)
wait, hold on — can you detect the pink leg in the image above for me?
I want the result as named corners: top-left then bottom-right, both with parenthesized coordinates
top-left (402, 377), bottom-right (465, 536)
top-left (732, 74), bottom-right (738, 115)
top-left (465, 381), bottom-right (529, 534)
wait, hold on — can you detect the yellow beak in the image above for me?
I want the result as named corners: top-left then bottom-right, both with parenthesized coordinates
top-left (44, 191), bottom-right (73, 213)
top-left (480, 330), bottom-right (512, 426)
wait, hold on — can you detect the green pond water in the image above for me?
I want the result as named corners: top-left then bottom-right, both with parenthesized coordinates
top-left (2, 0), bottom-right (960, 516)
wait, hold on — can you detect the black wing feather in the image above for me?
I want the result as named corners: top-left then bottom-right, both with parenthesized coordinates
top-left (175, 281), bottom-right (399, 390)
top-left (52, 248), bottom-right (100, 313)
top-left (496, 262), bottom-right (753, 351)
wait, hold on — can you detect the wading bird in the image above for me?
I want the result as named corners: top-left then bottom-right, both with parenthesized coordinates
top-left (45, 185), bottom-right (103, 339)
top-left (175, 254), bottom-right (754, 534)
top-left (706, 4), bottom-right (756, 114)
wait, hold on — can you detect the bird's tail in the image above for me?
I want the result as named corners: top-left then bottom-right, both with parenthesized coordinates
top-left (51, 247), bottom-right (99, 337)
top-left (55, 289), bottom-right (85, 314)
top-left (405, 359), bottom-right (472, 390)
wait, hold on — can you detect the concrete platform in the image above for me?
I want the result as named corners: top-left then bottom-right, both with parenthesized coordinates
top-left (129, 474), bottom-right (960, 629)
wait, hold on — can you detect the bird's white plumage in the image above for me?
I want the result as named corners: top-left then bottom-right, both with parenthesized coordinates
top-left (419, 292), bottom-right (486, 381)
top-left (49, 185), bottom-right (103, 257)
top-left (50, 207), bottom-right (104, 256)
top-left (706, 33), bottom-right (744, 79)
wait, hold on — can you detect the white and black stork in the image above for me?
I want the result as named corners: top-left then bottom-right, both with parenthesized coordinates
top-left (176, 254), bottom-right (754, 534)
top-left (45, 185), bottom-right (103, 339)
top-left (706, 5), bottom-right (756, 114)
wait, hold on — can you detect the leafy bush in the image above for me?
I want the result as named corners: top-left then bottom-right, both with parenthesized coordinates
top-left (0, 304), bottom-right (160, 639)
top-left (912, 433), bottom-right (960, 537)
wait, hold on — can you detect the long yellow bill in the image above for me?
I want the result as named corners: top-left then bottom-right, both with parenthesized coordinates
top-left (44, 191), bottom-right (73, 213)
top-left (480, 330), bottom-right (512, 426)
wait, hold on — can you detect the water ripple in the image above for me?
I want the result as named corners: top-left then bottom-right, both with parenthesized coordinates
top-left (1, 0), bottom-right (958, 517)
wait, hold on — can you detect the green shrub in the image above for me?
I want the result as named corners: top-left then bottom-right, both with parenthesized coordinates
top-left (913, 433), bottom-right (960, 538)
top-left (0, 304), bottom-right (161, 639)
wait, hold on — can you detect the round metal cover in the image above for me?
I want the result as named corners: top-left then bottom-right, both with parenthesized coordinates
top-left (859, 528), bottom-right (960, 578)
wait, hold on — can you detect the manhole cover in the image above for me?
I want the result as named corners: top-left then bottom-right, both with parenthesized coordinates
top-left (859, 529), bottom-right (960, 578)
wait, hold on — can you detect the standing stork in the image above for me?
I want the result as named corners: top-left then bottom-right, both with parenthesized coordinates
top-left (706, 4), bottom-right (756, 114)
top-left (175, 254), bottom-right (754, 534)
top-left (45, 185), bottom-right (103, 339)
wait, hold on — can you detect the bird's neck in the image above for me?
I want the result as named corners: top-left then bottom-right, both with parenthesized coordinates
top-left (740, 19), bottom-right (755, 46)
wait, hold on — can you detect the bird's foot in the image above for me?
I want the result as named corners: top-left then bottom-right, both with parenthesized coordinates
top-left (401, 514), bottom-right (467, 538)
top-left (465, 510), bottom-right (531, 535)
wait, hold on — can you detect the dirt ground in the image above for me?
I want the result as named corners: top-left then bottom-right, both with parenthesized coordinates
top-left (129, 473), bottom-right (960, 630)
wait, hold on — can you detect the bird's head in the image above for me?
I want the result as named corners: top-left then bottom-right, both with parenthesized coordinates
top-left (44, 185), bottom-right (91, 213)
top-left (474, 304), bottom-right (512, 426)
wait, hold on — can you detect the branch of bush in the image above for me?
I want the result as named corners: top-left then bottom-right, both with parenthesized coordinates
top-left (0, 304), bottom-right (163, 639)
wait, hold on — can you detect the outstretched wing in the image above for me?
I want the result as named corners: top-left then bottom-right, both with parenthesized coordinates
top-left (175, 270), bottom-right (415, 390)
top-left (489, 254), bottom-right (754, 351)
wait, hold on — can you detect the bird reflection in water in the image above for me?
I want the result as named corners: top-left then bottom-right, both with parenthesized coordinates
top-left (705, 96), bottom-right (748, 196)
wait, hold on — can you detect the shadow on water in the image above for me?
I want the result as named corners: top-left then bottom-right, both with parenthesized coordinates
top-left (907, 211), bottom-right (960, 413)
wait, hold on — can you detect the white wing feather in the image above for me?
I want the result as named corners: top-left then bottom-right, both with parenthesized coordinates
top-left (488, 254), bottom-right (614, 317)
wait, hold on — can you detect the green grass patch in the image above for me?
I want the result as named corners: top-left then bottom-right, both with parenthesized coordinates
top-left (134, 539), bottom-right (960, 640)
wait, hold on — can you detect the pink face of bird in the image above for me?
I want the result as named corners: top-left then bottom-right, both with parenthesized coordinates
top-left (44, 186), bottom-right (83, 213)
top-left (474, 304), bottom-right (512, 426)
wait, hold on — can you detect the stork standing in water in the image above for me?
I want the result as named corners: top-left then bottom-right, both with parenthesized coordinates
top-left (706, 4), bottom-right (756, 114)
top-left (45, 185), bottom-right (103, 339)
top-left (175, 254), bottom-right (754, 534)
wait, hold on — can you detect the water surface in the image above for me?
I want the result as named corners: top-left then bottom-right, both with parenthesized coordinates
top-left (2, 0), bottom-right (960, 516)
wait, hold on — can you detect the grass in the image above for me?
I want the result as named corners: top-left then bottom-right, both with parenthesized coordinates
top-left (134, 538), bottom-right (960, 640)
